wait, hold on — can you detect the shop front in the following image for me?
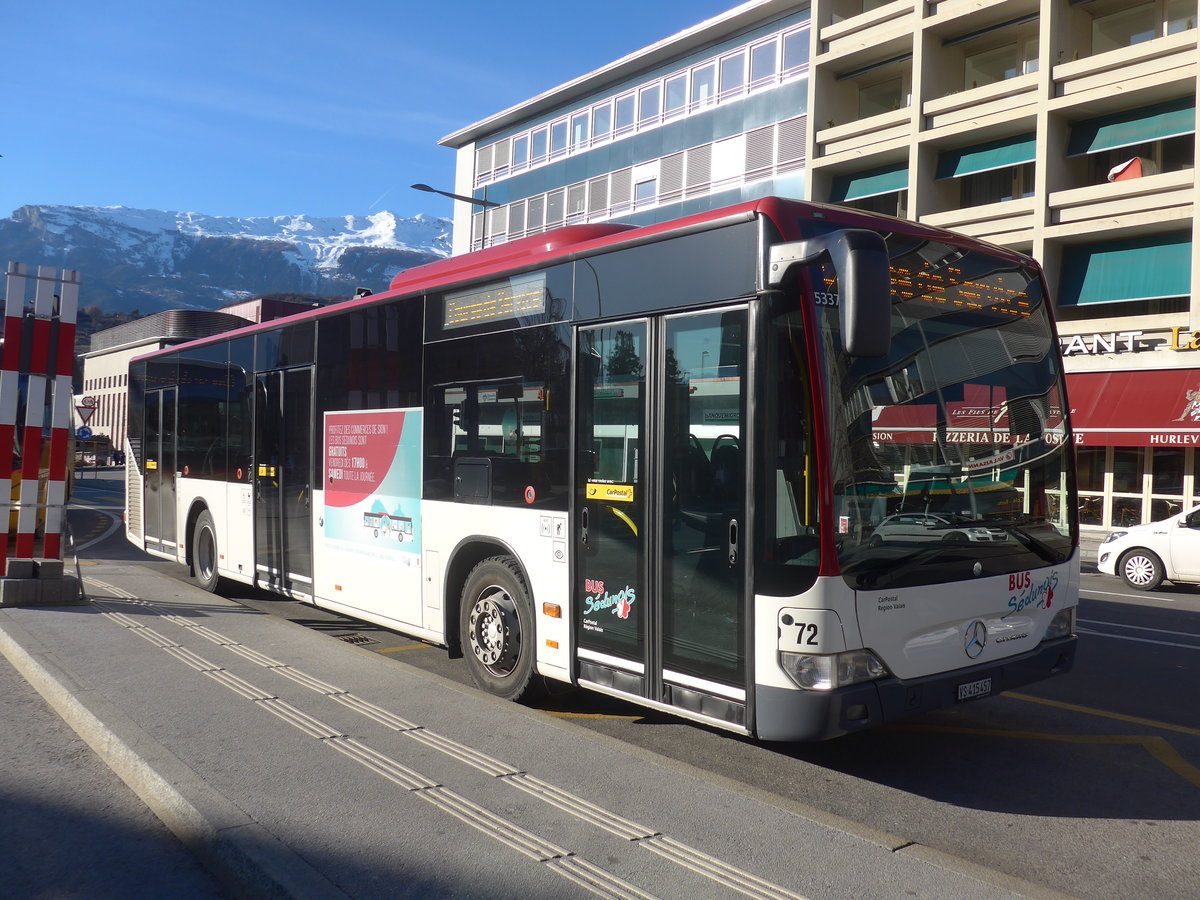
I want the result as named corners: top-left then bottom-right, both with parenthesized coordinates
top-left (1068, 367), bottom-right (1200, 533)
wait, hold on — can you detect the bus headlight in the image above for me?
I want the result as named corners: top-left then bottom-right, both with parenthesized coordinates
top-left (780, 649), bottom-right (887, 691)
top-left (1042, 606), bottom-right (1076, 641)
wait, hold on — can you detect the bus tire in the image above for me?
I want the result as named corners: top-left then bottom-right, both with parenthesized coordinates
top-left (192, 509), bottom-right (221, 593)
top-left (460, 556), bottom-right (538, 701)
top-left (1119, 549), bottom-right (1163, 591)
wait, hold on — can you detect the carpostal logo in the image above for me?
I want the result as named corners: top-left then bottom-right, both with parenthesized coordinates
top-left (582, 579), bottom-right (636, 620)
top-left (1004, 571), bottom-right (1058, 618)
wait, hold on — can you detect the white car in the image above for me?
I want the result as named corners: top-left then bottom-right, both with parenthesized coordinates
top-left (868, 512), bottom-right (1009, 546)
top-left (1097, 506), bottom-right (1200, 590)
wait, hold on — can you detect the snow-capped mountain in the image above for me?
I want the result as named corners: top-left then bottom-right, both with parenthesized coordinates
top-left (0, 205), bottom-right (452, 313)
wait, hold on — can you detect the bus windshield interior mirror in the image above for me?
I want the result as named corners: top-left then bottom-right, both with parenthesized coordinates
top-left (767, 230), bottom-right (891, 358)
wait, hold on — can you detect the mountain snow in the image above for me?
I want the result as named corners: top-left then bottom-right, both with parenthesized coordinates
top-left (23, 204), bottom-right (452, 272)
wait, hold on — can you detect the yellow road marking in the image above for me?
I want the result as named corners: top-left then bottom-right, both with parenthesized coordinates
top-left (375, 643), bottom-right (431, 653)
top-left (542, 709), bottom-right (644, 721)
top-left (1007, 691), bottom-right (1200, 738)
top-left (893, 723), bottom-right (1200, 789)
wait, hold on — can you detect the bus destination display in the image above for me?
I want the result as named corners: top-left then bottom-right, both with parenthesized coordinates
top-left (444, 273), bottom-right (547, 330)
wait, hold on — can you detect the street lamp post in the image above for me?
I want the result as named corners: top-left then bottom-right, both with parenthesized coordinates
top-left (410, 184), bottom-right (499, 208)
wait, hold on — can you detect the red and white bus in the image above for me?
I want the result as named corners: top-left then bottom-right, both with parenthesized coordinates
top-left (125, 197), bottom-right (1079, 740)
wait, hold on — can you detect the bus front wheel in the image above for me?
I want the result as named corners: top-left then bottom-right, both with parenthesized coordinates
top-left (460, 556), bottom-right (538, 701)
top-left (192, 510), bottom-right (221, 593)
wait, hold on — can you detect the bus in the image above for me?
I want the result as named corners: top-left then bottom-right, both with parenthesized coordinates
top-left (124, 197), bottom-right (1079, 741)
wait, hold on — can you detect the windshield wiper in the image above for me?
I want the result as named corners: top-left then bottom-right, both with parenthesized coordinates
top-left (990, 516), bottom-right (1067, 565)
top-left (851, 545), bottom-right (948, 590)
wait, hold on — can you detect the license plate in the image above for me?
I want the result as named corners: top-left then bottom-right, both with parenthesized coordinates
top-left (957, 677), bottom-right (992, 701)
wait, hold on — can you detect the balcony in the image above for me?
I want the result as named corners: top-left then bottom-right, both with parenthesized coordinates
top-left (920, 196), bottom-right (1038, 245)
top-left (922, 72), bottom-right (1039, 133)
top-left (1052, 29), bottom-right (1199, 102)
top-left (1046, 168), bottom-right (1196, 236)
top-left (815, 106), bottom-right (912, 161)
top-left (819, 0), bottom-right (916, 61)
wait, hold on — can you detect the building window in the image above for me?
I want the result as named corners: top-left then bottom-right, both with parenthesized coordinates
top-left (512, 135), bottom-right (529, 168)
top-left (782, 28), bottom-right (809, 74)
top-left (963, 41), bottom-right (1036, 88)
top-left (691, 63), bottom-right (716, 108)
top-left (858, 77), bottom-right (905, 117)
top-left (1086, 135), bottom-right (1194, 183)
top-left (1089, 0), bottom-right (1194, 54)
top-left (571, 112), bottom-right (589, 149)
top-left (550, 120), bottom-right (569, 157)
top-left (845, 191), bottom-right (907, 218)
top-left (634, 178), bottom-right (657, 209)
top-left (615, 93), bottom-right (636, 135)
top-left (638, 84), bottom-right (661, 125)
top-left (592, 102), bottom-right (612, 139)
top-left (531, 127), bottom-right (548, 163)
top-left (749, 40), bottom-right (778, 88)
top-left (1093, 3), bottom-right (1159, 52)
top-left (960, 162), bottom-right (1035, 206)
top-left (665, 73), bottom-right (687, 118)
top-left (719, 50), bottom-right (746, 99)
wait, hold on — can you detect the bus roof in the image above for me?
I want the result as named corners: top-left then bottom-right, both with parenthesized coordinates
top-left (131, 196), bottom-right (1035, 364)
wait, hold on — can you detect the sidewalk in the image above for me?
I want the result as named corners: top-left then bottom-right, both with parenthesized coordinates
top-left (0, 562), bottom-right (1074, 900)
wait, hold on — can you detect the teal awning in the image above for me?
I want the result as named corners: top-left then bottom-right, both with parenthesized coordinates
top-left (1060, 233), bottom-right (1191, 306)
top-left (1067, 98), bottom-right (1195, 156)
top-left (936, 133), bottom-right (1036, 179)
top-left (831, 164), bottom-right (908, 202)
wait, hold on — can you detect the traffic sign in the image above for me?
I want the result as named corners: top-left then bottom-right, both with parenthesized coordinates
top-left (76, 426), bottom-right (92, 441)
top-left (77, 396), bottom-right (97, 425)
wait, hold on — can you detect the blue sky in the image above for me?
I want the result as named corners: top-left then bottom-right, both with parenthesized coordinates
top-left (3, 0), bottom-right (739, 222)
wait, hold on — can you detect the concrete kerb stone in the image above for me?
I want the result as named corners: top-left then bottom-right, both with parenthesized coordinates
top-left (0, 558), bottom-right (83, 607)
top-left (0, 611), bottom-right (351, 900)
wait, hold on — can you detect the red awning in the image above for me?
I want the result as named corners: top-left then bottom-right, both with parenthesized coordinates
top-left (1067, 369), bottom-right (1200, 447)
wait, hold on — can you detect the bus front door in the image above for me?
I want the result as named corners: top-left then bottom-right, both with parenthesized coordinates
top-left (143, 386), bottom-right (178, 555)
top-left (575, 308), bottom-right (748, 729)
top-left (253, 368), bottom-right (314, 598)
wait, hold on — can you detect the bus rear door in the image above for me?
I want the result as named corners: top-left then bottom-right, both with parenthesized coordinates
top-left (253, 368), bottom-right (314, 598)
top-left (143, 387), bottom-right (178, 555)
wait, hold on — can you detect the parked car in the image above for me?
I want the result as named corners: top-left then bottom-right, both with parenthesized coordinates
top-left (868, 512), bottom-right (1009, 546)
top-left (1097, 505), bottom-right (1200, 590)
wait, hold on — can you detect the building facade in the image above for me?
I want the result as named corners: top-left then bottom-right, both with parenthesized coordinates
top-left (441, 0), bottom-right (1200, 542)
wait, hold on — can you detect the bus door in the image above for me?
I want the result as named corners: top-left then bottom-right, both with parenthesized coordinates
top-left (143, 386), bottom-right (177, 554)
top-left (575, 307), bottom-right (748, 727)
top-left (253, 368), bottom-right (314, 598)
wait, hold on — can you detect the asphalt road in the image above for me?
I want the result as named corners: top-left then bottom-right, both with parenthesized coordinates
top-left (66, 472), bottom-right (1200, 900)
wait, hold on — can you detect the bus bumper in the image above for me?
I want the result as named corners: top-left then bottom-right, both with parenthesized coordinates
top-left (754, 635), bottom-right (1077, 742)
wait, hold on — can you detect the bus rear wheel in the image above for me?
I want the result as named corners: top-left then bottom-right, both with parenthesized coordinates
top-left (192, 510), bottom-right (221, 593)
top-left (460, 556), bottom-right (538, 701)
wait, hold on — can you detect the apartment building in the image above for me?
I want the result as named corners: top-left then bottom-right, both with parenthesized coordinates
top-left (440, 0), bottom-right (1200, 538)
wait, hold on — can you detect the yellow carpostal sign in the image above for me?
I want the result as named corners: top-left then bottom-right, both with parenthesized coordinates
top-left (586, 482), bottom-right (635, 503)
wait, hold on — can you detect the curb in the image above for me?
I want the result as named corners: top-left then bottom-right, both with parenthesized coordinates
top-left (0, 611), bottom-right (350, 900)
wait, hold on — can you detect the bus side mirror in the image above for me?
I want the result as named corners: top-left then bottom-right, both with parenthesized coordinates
top-left (768, 230), bottom-right (891, 358)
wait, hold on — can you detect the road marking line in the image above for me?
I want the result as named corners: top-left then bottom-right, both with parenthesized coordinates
top-left (895, 723), bottom-right (1200, 790)
top-left (1078, 618), bottom-right (1200, 639)
top-left (1007, 692), bottom-right (1200, 737)
top-left (1076, 627), bottom-right (1200, 651)
top-left (1082, 587), bottom-right (1177, 602)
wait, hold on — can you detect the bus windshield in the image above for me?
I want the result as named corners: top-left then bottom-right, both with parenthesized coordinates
top-left (814, 233), bottom-right (1077, 590)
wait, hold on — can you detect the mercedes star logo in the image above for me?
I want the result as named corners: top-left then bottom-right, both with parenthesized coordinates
top-left (964, 620), bottom-right (988, 659)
